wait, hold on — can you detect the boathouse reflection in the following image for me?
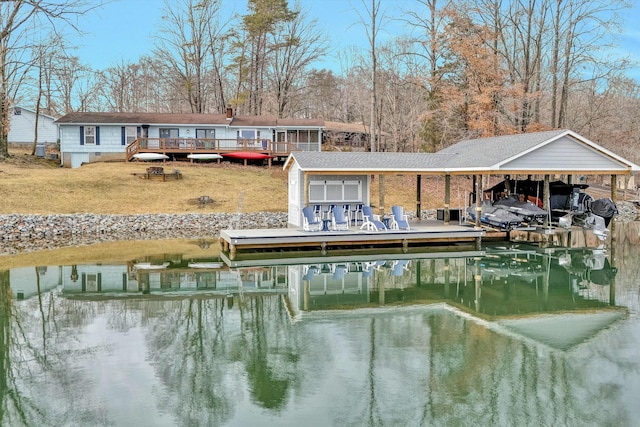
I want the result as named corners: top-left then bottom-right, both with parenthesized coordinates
top-left (3, 243), bottom-right (619, 319)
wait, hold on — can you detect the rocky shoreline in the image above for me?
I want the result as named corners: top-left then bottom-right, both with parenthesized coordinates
top-left (0, 202), bottom-right (636, 256)
top-left (0, 210), bottom-right (441, 255)
top-left (0, 212), bottom-right (289, 255)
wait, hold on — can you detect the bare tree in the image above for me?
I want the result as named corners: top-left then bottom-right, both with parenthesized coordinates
top-left (268, 3), bottom-right (329, 118)
top-left (355, 0), bottom-right (387, 152)
top-left (0, 0), bottom-right (102, 160)
top-left (152, 0), bottom-right (230, 114)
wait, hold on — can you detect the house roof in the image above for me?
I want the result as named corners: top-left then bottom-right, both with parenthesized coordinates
top-left (285, 129), bottom-right (640, 175)
top-left (54, 112), bottom-right (325, 128)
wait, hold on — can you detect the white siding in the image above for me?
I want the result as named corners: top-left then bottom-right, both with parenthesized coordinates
top-left (60, 125), bottom-right (126, 154)
top-left (8, 108), bottom-right (57, 144)
top-left (501, 136), bottom-right (627, 171)
top-left (287, 162), bottom-right (302, 226)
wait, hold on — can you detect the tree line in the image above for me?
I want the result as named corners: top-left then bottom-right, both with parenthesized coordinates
top-left (1, 0), bottom-right (638, 162)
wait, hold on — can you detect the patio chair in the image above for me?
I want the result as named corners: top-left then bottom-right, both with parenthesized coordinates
top-left (313, 204), bottom-right (323, 221)
top-left (342, 204), bottom-right (352, 224)
top-left (390, 205), bottom-right (410, 230)
top-left (331, 206), bottom-right (350, 231)
top-left (351, 203), bottom-right (364, 225)
top-left (302, 206), bottom-right (323, 231)
top-left (360, 206), bottom-right (387, 231)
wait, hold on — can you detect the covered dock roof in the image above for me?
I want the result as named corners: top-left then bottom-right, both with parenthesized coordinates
top-left (285, 129), bottom-right (640, 175)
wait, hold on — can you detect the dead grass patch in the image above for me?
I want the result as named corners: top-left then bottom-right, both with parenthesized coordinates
top-left (1, 146), bottom-right (465, 214)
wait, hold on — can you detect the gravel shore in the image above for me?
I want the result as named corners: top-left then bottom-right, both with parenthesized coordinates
top-left (1, 202), bottom-right (636, 255)
top-left (0, 212), bottom-right (288, 255)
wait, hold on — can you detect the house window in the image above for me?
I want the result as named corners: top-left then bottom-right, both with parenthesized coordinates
top-left (196, 129), bottom-right (215, 139)
top-left (125, 126), bottom-right (138, 144)
top-left (13, 107), bottom-right (21, 115)
top-left (84, 126), bottom-right (96, 145)
top-left (238, 129), bottom-right (256, 139)
top-left (159, 128), bottom-right (179, 138)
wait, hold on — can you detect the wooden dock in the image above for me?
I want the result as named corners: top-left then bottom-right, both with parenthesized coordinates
top-left (219, 220), bottom-right (486, 259)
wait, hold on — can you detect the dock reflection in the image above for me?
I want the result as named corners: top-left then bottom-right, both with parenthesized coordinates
top-left (5, 243), bottom-right (619, 322)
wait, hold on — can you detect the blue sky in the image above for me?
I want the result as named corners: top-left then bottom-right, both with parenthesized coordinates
top-left (75, 0), bottom-right (640, 79)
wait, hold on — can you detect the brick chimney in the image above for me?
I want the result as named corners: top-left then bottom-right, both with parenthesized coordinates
top-left (226, 107), bottom-right (233, 120)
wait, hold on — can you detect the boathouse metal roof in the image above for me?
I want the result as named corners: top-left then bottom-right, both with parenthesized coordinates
top-left (285, 129), bottom-right (640, 175)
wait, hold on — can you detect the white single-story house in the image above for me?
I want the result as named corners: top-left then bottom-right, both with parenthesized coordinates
top-left (284, 129), bottom-right (640, 228)
top-left (8, 106), bottom-right (57, 145)
top-left (54, 109), bottom-right (325, 168)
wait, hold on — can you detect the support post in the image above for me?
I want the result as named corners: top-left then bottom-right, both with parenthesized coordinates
top-left (378, 174), bottom-right (385, 216)
top-left (416, 174), bottom-right (422, 220)
top-left (444, 174), bottom-right (451, 225)
top-left (474, 174), bottom-right (483, 230)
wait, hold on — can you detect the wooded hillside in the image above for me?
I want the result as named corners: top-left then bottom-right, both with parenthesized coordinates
top-left (2, 0), bottom-right (638, 162)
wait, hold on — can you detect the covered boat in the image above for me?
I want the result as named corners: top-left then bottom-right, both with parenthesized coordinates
top-left (492, 194), bottom-right (548, 225)
top-left (466, 201), bottom-right (524, 230)
top-left (481, 179), bottom-right (617, 241)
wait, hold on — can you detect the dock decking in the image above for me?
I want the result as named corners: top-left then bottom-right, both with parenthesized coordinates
top-left (219, 220), bottom-right (487, 259)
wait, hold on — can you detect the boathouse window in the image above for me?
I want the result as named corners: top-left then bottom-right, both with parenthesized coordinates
top-left (308, 180), bottom-right (362, 203)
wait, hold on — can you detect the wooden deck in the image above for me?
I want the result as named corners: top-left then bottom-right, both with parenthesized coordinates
top-left (125, 137), bottom-right (312, 163)
top-left (219, 220), bottom-right (486, 259)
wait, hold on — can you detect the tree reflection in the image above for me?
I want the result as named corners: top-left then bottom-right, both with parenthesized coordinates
top-left (235, 296), bottom-right (299, 410)
top-left (145, 298), bottom-right (235, 426)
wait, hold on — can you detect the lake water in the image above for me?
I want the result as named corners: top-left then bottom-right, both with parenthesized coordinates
top-left (1, 223), bottom-right (640, 427)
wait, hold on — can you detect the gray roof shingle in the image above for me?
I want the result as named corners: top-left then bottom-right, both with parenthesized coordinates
top-left (289, 151), bottom-right (456, 172)
top-left (437, 129), bottom-right (568, 168)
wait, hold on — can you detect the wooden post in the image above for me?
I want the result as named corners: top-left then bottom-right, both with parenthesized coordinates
top-left (303, 173), bottom-right (309, 207)
top-left (474, 174), bottom-right (482, 229)
top-left (444, 174), bottom-right (451, 225)
top-left (416, 174), bottom-right (422, 220)
top-left (378, 174), bottom-right (385, 216)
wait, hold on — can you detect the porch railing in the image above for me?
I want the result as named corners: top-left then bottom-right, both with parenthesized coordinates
top-left (126, 137), bottom-right (319, 160)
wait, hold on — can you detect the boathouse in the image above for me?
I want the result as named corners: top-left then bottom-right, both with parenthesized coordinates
top-left (217, 129), bottom-right (639, 258)
top-left (284, 129), bottom-right (639, 228)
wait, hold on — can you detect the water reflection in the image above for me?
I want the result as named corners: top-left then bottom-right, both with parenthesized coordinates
top-left (1, 225), bottom-right (640, 426)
